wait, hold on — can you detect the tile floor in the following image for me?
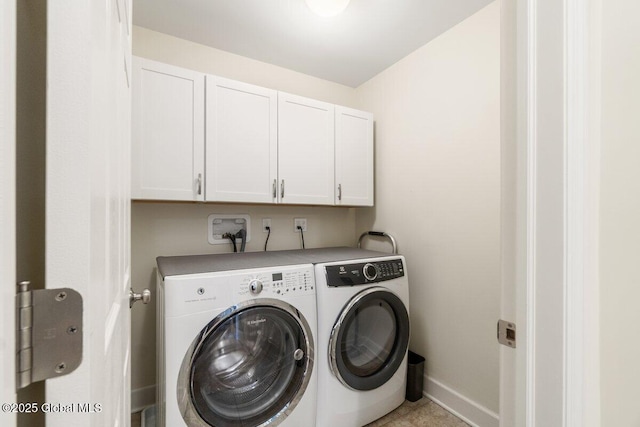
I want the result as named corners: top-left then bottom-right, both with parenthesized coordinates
top-left (131, 397), bottom-right (469, 427)
top-left (365, 398), bottom-right (470, 427)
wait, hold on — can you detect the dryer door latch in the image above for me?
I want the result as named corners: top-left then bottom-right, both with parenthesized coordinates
top-left (16, 281), bottom-right (83, 390)
top-left (497, 319), bottom-right (516, 348)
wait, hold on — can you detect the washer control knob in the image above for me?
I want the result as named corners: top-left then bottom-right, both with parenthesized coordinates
top-left (249, 279), bottom-right (263, 295)
top-left (363, 263), bottom-right (378, 281)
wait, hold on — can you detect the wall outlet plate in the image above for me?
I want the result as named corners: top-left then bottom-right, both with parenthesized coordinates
top-left (294, 218), bottom-right (307, 232)
top-left (208, 214), bottom-right (251, 245)
top-left (262, 218), bottom-right (272, 233)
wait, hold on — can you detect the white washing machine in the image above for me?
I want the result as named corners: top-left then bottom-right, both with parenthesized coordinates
top-left (156, 254), bottom-right (318, 427)
top-left (314, 254), bottom-right (410, 427)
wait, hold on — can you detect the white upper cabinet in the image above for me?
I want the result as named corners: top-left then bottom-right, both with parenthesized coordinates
top-left (335, 106), bottom-right (374, 206)
top-left (131, 58), bottom-right (374, 206)
top-left (206, 76), bottom-right (278, 203)
top-left (132, 57), bottom-right (205, 201)
top-left (277, 93), bottom-right (335, 205)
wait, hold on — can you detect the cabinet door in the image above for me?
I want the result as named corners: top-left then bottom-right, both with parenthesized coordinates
top-left (206, 76), bottom-right (277, 203)
top-left (132, 57), bottom-right (205, 201)
top-left (278, 93), bottom-right (335, 205)
top-left (335, 106), bottom-right (374, 206)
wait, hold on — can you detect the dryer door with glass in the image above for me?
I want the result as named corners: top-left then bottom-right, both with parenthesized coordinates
top-left (329, 287), bottom-right (410, 391)
top-left (177, 299), bottom-right (314, 427)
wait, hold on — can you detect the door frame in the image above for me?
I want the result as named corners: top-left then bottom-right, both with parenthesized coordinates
top-left (502, 0), bottom-right (601, 426)
top-left (0, 0), bottom-right (17, 424)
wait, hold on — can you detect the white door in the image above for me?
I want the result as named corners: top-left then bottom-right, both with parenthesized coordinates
top-left (334, 106), bottom-right (374, 206)
top-left (206, 76), bottom-right (278, 203)
top-left (278, 92), bottom-right (335, 205)
top-left (0, 0), bottom-right (17, 425)
top-left (132, 57), bottom-right (205, 201)
top-left (45, 1), bottom-right (132, 426)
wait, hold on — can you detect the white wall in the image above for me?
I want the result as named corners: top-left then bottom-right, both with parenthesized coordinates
top-left (355, 1), bottom-right (500, 420)
top-left (599, 0), bottom-right (640, 424)
top-left (131, 28), bottom-right (360, 404)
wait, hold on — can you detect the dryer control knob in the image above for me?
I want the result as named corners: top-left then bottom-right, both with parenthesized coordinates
top-left (363, 263), bottom-right (378, 281)
top-left (249, 279), bottom-right (263, 295)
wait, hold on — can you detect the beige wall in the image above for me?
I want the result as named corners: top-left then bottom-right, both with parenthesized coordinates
top-left (355, 1), bottom-right (500, 414)
top-left (133, 26), bottom-right (357, 107)
top-left (599, 0), bottom-right (640, 424)
top-left (16, 1), bottom-right (46, 425)
top-left (132, 4), bottom-right (501, 417)
top-left (130, 28), bottom-right (360, 396)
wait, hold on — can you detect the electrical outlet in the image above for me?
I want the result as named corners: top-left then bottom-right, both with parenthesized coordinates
top-left (294, 218), bottom-right (307, 232)
top-left (262, 218), bottom-right (272, 233)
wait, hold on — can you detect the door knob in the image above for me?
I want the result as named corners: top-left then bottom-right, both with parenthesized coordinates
top-left (129, 288), bottom-right (151, 308)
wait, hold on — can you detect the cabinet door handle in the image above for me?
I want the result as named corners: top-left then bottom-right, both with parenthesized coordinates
top-left (272, 179), bottom-right (277, 199)
top-left (197, 173), bottom-right (202, 195)
top-left (281, 180), bottom-right (285, 199)
top-left (338, 183), bottom-right (342, 201)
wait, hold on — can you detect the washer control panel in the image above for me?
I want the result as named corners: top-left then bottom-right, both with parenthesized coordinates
top-left (325, 259), bottom-right (405, 287)
top-left (238, 267), bottom-right (314, 297)
top-left (164, 264), bottom-right (315, 316)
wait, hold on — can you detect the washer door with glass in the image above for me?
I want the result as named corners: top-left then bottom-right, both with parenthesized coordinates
top-left (329, 286), bottom-right (410, 391)
top-left (177, 299), bottom-right (314, 427)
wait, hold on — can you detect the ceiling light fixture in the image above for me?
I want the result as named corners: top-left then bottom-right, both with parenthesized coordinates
top-left (304, 0), bottom-right (351, 17)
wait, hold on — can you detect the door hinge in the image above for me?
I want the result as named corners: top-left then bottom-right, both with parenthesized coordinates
top-left (497, 319), bottom-right (516, 348)
top-left (16, 281), bottom-right (83, 390)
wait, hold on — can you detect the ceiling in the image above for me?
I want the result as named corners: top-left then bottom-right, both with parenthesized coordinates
top-left (132, 0), bottom-right (494, 87)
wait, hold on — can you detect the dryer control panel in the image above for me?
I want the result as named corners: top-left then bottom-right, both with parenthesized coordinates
top-left (325, 259), bottom-right (405, 287)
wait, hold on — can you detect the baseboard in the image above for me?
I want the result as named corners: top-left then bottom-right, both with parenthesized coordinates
top-left (131, 384), bottom-right (156, 414)
top-left (424, 376), bottom-right (499, 427)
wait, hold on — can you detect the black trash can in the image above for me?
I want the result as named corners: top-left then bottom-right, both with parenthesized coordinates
top-left (405, 351), bottom-right (425, 402)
